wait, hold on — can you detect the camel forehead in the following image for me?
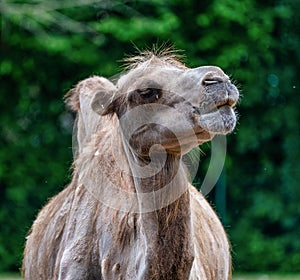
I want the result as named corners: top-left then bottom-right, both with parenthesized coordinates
top-left (118, 68), bottom-right (184, 91)
top-left (117, 59), bottom-right (188, 92)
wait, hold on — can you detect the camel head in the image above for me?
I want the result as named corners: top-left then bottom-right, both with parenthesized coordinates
top-left (91, 51), bottom-right (239, 157)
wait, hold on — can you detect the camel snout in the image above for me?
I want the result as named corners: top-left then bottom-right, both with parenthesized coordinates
top-left (188, 66), bottom-right (229, 86)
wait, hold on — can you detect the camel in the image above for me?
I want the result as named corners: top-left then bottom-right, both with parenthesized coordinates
top-left (22, 50), bottom-right (239, 279)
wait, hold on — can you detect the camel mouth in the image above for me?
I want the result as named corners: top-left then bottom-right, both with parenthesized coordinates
top-left (194, 79), bottom-right (239, 123)
top-left (197, 103), bottom-right (237, 135)
top-left (207, 97), bottom-right (237, 114)
top-left (216, 98), bottom-right (236, 110)
top-left (193, 97), bottom-right (236, 115)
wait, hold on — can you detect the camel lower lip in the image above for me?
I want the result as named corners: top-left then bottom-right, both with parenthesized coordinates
top-left (198, 105), bottom-right (237, 134)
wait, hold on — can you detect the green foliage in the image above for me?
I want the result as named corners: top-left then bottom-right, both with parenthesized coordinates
top-left (0, 0), bottom-right (299, 273)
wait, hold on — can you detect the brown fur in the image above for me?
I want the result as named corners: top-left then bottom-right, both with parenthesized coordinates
top-left (23, 50), bottom-right (238, 279)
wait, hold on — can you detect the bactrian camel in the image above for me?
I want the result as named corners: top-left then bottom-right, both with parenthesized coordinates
top-left (23, 49), bottom-right (239, 280)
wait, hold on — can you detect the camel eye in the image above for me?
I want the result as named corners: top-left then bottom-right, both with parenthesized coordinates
top-left (139, 88), bottom-right (162, 100)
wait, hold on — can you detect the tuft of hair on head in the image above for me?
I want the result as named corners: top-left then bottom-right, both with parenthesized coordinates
top-left (122, 43), bottom-right (187, 70)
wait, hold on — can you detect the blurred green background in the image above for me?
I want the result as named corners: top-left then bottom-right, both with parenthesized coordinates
top-left (0, 0), bottom-right (299, 276)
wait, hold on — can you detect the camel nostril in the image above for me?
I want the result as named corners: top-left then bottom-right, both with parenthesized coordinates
top-left (202, 79), bottom-right (221, 86)
top-left (202, 76), bottom-right (225, 86)
top-left (201, 70), bottom-right (227, 86)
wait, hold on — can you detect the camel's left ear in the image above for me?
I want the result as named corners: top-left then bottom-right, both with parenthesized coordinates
top-left (91, 78), bottom-right (118, 116)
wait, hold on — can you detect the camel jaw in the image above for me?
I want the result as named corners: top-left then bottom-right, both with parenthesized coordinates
top-left (198, 104), bottom-right (237, 135)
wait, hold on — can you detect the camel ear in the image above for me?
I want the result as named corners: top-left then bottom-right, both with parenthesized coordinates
top-left (65, 76), bottom-right (116, 114)
top-left (91, 80), bottom-right (118, 116)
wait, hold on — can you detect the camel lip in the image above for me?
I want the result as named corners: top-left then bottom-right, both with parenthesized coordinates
top-left (212, 96), bottom-right (238, 112)
top-left (198, 105), bottom-right (237, 134)
top-left (216, 98), bottom-right (236, 110)
top-left (193, 98), bottom-right (236, 116)
top-left (201, 104), bottom-right (233, 117)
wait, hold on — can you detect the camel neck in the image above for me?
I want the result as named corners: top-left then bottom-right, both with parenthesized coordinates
top-left (128, 152), bottom-right (195, 279)
top-left (97, 127), bottom-right (195, 278)
top-left (132, 154), bottom-right (188, 209)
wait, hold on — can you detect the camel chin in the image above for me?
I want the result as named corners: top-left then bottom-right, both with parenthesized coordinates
top-left (199, 105), bottom-right (237, 135)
